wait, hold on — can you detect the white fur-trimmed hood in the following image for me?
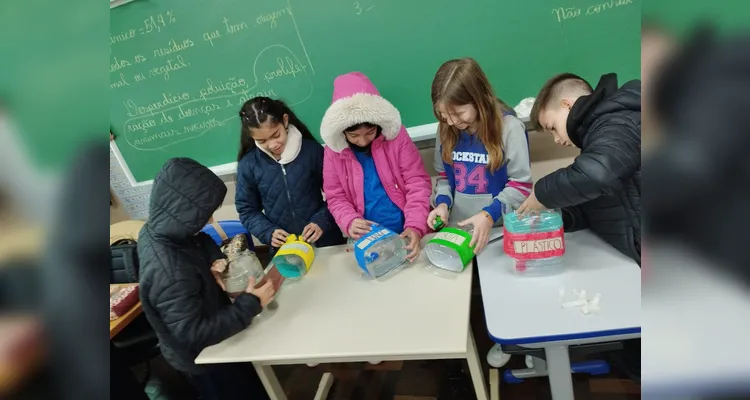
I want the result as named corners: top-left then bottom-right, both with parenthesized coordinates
top-left (320, 72), bottom-right (402, 153)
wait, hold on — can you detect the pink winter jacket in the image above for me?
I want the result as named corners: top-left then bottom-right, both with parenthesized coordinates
top-left (320, 72), bottom-right (432, 237)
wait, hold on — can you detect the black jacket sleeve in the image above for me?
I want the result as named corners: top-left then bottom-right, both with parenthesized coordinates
top-left (196, 232), bottom-right (226, 265)
top-left (535, 122), bottom-right (640, 209)
top-left (155, 275), bottom-right (262, 351)
top-left (561, 205), bottom-right (588, 232)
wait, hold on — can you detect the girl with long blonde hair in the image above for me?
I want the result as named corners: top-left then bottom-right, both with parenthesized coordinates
top-left (428, 58), bottom-right (532, 367)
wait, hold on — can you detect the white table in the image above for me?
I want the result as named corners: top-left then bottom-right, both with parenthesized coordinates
top-left (196, 237), bottom-right (489, 400)
top-left (476, 230), bottom-right (641, 400)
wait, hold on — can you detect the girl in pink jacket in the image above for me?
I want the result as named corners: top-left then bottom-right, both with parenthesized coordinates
top-left (320, 72), bottom-right (432, 261)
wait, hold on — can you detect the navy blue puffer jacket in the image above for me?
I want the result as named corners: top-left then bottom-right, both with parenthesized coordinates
top-left (236, 138), bottom-right (344, 248)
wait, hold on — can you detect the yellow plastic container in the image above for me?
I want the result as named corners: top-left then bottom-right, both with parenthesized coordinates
top-left (272, 234), bottom-right (315, 279)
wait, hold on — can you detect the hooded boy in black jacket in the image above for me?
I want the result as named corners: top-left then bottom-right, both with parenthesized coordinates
top-left (138, 157), bottom-right (274, 399)
top-left (520, 73), bottom-right (641, 265)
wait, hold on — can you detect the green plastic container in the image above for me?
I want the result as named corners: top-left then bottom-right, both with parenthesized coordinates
top-left (424, 223), bottom-right (475, 273)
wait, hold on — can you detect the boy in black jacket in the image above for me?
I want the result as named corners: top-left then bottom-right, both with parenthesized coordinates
top-left (519, 73), bottom-right (641, 265)
top-left (138, 157), bottom-right (274, 399)
top-left (519, 73), bottom-right (641, 381)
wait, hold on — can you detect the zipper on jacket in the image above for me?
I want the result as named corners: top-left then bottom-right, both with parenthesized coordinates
top-left (280, 165), bottom-right (297, 221)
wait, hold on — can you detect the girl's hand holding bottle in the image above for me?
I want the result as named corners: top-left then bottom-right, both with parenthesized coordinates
top-left (399, 228), bottom-right (421, 262)
top-left (271, 229), bottom-right (290, 248)
top-left (458, 210), bottom-right (494, 254)
top-left (427, 203), bottom-right (450, 230)
top-left (348, 218), bottom-right (374, 240)
top-left (301, 222), bottom-right (323, 243)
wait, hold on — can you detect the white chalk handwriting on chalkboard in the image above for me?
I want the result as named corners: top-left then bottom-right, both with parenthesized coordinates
top-left (114, 2), bottom-right (316, 152)
top-left (552, 0), bottom-right (633, 23)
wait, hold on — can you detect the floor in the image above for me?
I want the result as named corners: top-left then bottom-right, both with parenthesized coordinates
top-left (136, 272), bottom-right (640, 400)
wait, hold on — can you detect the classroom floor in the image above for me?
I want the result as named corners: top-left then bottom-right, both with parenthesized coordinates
top-left (136, 271), bottom-right (640, 400)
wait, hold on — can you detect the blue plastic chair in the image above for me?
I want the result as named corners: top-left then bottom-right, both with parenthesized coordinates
top-left (201, 220), bottom-right (255, 251)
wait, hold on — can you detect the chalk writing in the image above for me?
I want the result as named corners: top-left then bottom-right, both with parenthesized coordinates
top-left (224, 17), bottom-right (249, 34)
top-left (184, 118), bottom-right (223, 133)
top-left (203, 30), bottom-right (222, 46)
top-left (153, 38), bottom-right (195, 58)
top-left (263, 57), bottom-right (308, 84)
top-left (198, 77), bottom-right (248, 100)
top-left (354, 2), bottom-right (375, 15)
top-left (110, 29), bottom-right (137, 45)
top-left (586, 0), bottom-right (633, 15)
top-left (551, 7), bottom-right (582, 22)
top-left (238, 89), bottom-right (278, 104)
top-left (110, 73), bottom-right (131, 89)
top-left (124, 92), bottom-right (191, 117)
top-left (159, 112), bottom-right (173, 125)
top-left (178, 103), bottom-right (222, 120)
top-left (134, 54), bottom-right (148, 63)
top-left (256, 6), bottom-right (292, 28)
top-left (126, 118), bottom-right (157, 134)
top-left (147, 55), bottom-right (190, 81)
top-left (110, 57), bottom-right (132, 73)
top-left (140, 11), bottom-right (177, 35)
top-left (134, 73), bottom-right (147, 82)
top-left (133, 128), bottom-right (181, 146)
top-left (552, 0), bottom-right (634, 23)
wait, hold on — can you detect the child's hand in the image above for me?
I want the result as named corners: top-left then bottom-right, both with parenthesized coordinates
top-left (516, 190), bottom-right (546, 217)
top-left (427, 204), bottom-right (450, 230)
top-left (348, 219), bottom-right (373, 240)
top-left (246, 277), bottom-right (276, 307)
top-left (210, 259), bottom-right (227, 291)
top-left (400, 228), bottom-right (421, 262)
top-left (458, 211), bottom-right (494, 255)
top-left (301, 222), bottom-right (323, 243)
top-left (271, 229), bottom-right (290, 248)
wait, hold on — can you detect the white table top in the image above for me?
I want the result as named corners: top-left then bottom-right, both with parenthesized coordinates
top-left (196, 236), bottom-right (473, 365)
top-left (476, 230), bottom-right (641, 345)
top-left (642, 243), bottom-right (750, 397)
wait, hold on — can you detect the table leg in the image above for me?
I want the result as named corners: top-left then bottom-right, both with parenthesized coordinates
top-left (252, 362), bottom-right (287, 400)
top-left (544, 345), bottom-right (574, 400)
top-left (313, 372), bottom-right (334, 400)
top-left (466, 326), bottom-right (489, 400)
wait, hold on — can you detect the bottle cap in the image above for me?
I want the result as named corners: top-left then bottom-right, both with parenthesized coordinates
top-left (433, 215), bottom-right (445, 231)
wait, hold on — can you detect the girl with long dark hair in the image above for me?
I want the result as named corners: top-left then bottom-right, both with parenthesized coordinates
top-left (235, 97), bottom-right (344, 250)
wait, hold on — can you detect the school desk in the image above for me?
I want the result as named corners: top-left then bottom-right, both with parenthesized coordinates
top-left (195, 236), bottom-right (489, 400)
top-left (476, 229), bottom-right (641, 400)
top-left (110, 284), bottom-right (143, 339)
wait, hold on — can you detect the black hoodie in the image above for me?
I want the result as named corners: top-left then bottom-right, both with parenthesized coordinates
top-left (535, 74), bottom-right (642, 264)
top-left (138, 158), bottom-right (262, 374)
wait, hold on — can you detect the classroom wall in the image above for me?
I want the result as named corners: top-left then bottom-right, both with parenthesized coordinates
top-left (110, 130), bottom-right (579, 230)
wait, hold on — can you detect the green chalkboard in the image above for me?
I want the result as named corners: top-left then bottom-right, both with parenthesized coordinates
top-left (110, 0), bottom-right (640, 183)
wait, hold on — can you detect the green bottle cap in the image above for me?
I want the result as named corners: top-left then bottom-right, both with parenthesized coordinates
top-left (433, 215), bottom-right (445, 231)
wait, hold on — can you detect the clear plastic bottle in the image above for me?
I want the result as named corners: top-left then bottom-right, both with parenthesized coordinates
top-left (363, 236), bottom-right (408, 278)
top-left (223, 250), bottom-right (278, 318)
top-left (503, 210), bottom-right (565, 276)
top-left (273, 254), bottom-right (307, 279)
top-left (354, 225), bottom-right (408, 279)
top-left (424, 216), bottom-right (475, 274)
